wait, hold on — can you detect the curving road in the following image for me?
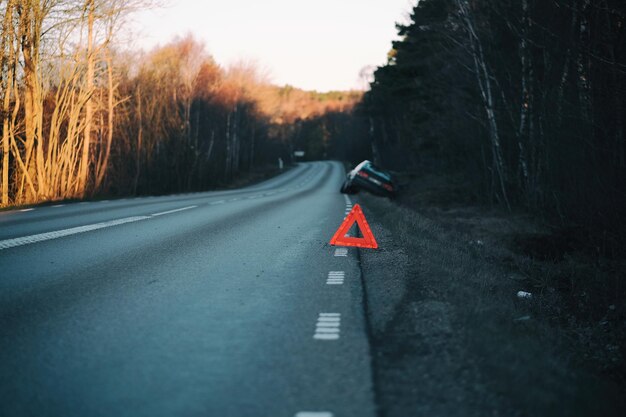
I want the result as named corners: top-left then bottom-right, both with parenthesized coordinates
top-left (0, 161), bottom-right (376, 417)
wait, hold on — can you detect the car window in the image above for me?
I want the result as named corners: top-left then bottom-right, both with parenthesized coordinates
top-left (366, 164), bottom-right (391, 181)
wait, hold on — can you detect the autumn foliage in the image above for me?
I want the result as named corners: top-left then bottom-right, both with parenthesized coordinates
top-left (0, 1), bottom-right (361, 206)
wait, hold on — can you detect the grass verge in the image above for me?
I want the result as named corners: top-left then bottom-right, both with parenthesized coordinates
top-left (358, 173), bottom-right (625, 417)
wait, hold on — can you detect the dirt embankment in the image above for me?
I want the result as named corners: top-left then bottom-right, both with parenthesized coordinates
top-left (357, 173), bottom-right (625, 417)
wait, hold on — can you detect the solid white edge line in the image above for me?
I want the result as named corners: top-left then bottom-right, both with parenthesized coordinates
top-left (1, 204), bottom-right (199, 250)
top-left (151, 205), bottom-right (197, 217)
top-left (0, 216), bottom-right (150, 250)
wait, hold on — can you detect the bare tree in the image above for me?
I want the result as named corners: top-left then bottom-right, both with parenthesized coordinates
top-left (1, 0), bottom-right (17, 205)
top-left (456, 0), bottom-right (510, 208)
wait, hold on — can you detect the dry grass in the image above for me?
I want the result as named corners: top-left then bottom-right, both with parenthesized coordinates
top-left (357, 174), bottom-right (625, 416)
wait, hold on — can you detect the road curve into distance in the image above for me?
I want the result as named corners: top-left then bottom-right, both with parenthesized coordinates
top-left (0, 161), bottom-right (376, 417)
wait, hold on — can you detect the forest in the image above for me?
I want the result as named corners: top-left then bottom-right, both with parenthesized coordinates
top-left (2, 0), bottom-right (625, 251)
top-left (360, 0), bottom-right (626, 252)
top-left (0, 0), bottom-right (361, 205)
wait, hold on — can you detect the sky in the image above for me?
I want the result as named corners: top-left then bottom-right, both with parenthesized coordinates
top-left (131, 0), bottom-right (414, 92)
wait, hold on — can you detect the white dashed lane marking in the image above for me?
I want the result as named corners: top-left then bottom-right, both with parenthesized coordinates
top-left (314, 313), bottom-right (341, 340)
top-left (326, 271), bottom-right (345, 285)
top-left (344, 204), bottom-right (353, 217)
top-left (295, 412), bottom-right (333, 417)
top-left (20, 208), bottom-right (34, 212)
top-left (150, 205), bottom-right (197, 217)
top-left (52, 204), bottom-right (65, 207)
top-left (334, 248), bottom-right (348, 257)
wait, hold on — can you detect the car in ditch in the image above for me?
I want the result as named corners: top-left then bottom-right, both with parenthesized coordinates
top-left (340, 160), bottom-right (396, 198)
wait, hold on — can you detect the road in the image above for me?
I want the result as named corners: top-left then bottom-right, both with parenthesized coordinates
top-left (0, 161), bottom-right (376, 417)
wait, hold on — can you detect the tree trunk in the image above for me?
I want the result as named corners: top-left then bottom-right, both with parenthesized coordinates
top-left (187, 109), bottom-right (200, 189)
top-left (225, 111), bottom-right (232, 180)
top-left (576, 0), bottom-right (592, 124)
top-left (94, 49), bottom-right (114, 192)
top-left (206, 130), bottom-right (215, 181)
top-left (1, 0), bottom-right (15, 206)
top-left (556, 0), bottom-right (579, 127)
top-left (78, 0), bottom-right (95, 196)
top-left (369, 117), bottom-right (381, 165)
top-left (232, 104), bottom-right (240, 174)
top-left (457, 0), bottom-right (510, 209)
top-left (133, 85), bottom-right (143, 194)
top-left (249, 122), bottom-right (255, 170)
top-left (517, 0), bottom-right (531, 200)
top-left (19, 1), bottom-right (41, 202)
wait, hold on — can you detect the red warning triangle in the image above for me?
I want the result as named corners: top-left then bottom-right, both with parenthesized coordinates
top-left (329, 204), bottom-right (378, 249)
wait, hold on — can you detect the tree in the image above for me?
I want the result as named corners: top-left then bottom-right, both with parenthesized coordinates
top-left (363, 0), bottom-right (626, 246)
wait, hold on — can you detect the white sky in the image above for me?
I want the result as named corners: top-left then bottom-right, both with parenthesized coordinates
top-left (130, 0), bottom-right (414, 92)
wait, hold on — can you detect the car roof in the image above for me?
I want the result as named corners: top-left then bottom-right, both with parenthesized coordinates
top-left (354, 160), bottom-right (371, 170)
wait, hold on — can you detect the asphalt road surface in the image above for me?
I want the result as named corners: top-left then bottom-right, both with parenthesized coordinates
top-left (0, 161), bottom-right (376, 417)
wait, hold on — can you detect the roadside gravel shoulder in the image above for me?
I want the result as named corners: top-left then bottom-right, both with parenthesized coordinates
top-left (357, 193), bottom-right (624, 417)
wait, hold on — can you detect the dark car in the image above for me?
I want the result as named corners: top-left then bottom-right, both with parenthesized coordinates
top-left (340, 160), bottom-right (396, 198)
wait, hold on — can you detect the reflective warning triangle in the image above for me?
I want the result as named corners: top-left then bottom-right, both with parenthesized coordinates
top-left (329, 204), bottom-right (378, 249)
